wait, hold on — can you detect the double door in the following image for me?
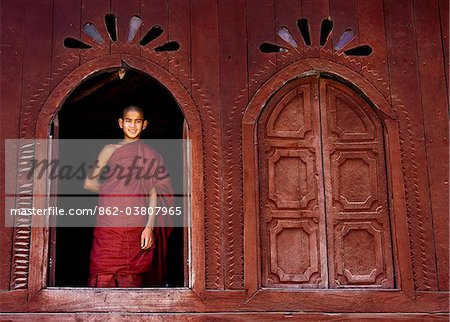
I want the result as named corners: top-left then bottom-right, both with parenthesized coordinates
top-left (258, 76), bottom-right (394, 288)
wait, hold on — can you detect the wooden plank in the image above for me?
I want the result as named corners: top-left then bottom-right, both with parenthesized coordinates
top-left (0, 288), bottom-right (448, 313)
top-left (10, 0), bottom-right (52, 294)
top-left (168, 0), bottom-right (191, 89)
top-left (246, 0), bottom-right (276, 96)
top-left (330, 0), bottom-right (358, 50)
top-left (80, 0), bottom-right (110, 64)
top-left (413, 0), bottom-right (449, 291)
top-left (330, 0), bottom-right (360, 71)
top-left (274, 0), bottom-right (302, 69)
top-left (0, 312), bottom-right (448, 321)
top-left (51, 0), bottom-right (81, 90)
top-left (111, 0), bottom-right (140, 55)
top-left (439, 0), bottom-right (448, 90)
top-left (218, 0), bottom-right (247, 289)
top-left (384, 0), bottom-right (438, 291)
top-left (0, 0), bottom-right (26, 291)
top-left (302, 0), bottom-right (330, 56)
top-left (191, 0), bottom-right (222, 290)
top-left (140, 0), bottom-right (169, 68)
top-left (19, 0), bottom-right (53, 136)
top-left (357, 0), bottom-right (391, 99)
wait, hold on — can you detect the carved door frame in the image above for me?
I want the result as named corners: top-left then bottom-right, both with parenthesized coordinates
top-left (242, 59), bottom-right (414, 304)
top-left (26, 54), bottom-right (206, 304)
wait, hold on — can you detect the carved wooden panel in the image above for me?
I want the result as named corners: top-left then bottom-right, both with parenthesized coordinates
top-left (266, 85), bottom-right (312, 139)
top-left (320, 78), bottom-right (394, 288)
top-left (259, 77), bottom-right (327, 288)
top-left (269, 219), bottom-right (320, 283)
top-left (259, 76), bottom-right (394, 289)
top-left (267, 149), bottom-right (317, 209)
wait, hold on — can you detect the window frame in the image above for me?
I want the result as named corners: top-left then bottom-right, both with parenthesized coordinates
top-left (242, 60), bottom-right (414, 305)
top-left (26, 56), bottom-right (206, 306)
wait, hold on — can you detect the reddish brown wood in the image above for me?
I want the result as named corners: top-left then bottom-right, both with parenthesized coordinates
top-left (246, 0), bottom-right (276, 96)
top-left (257, 76), bottom-right (394, 289)
top-left (258, 77), bottom-right (327, 288)
top-left (274, 0), bottom-right (302, 69)
top-left (168, 0), bottom-right (191, 89)
top-left (218, 0), bottom-right (247, 289)
top-left (357, 0), bottom-right (391, 99)
top-left (413, 0), bottom-right (449, 291)
top-left (191, 0), bottom-right (222, 290)
top-left (384, 0), bottom-right (438, 291)
top-left (1, 288), bottom-right (448, 313)
top-left (0, 0), bottom-right (26, 291)
top-left (439, 0), bottom-right (449, 88)
top-left (139, 0), bottom-right (168, 68)
top-left (382, 118), bottom-right (414, 298)
top-left (80, 0), bottom-right (110, 64)
top-left (330, 0), bottom-right (361, 71)
top-left (0, 312), bottom-right (448, 321)
top-left (243, 57), bottom-right (413, 297)
top-left (302, 0), bottom-right (330, 56)
top-left (50, 0), bottom-right (81, 90)
top-left (19, 0), bottom-right (53, 138)
top-left (48, 115), bottom-right (59, 287)
top-left (0, 0), bottom-right (448, 316)
top-left (320, 78), bottom-right (394, 288)
top-left (111, 0), bottom-right (140, 55)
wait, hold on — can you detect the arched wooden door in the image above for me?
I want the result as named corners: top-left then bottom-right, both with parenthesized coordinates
top-left (258, 76), bottom-right (394, 289)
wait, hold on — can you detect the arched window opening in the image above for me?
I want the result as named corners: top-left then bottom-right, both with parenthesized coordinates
top-left (50, 68), bottom-right (187, 288)
top-left (257, 75), bottom-right (394, 289)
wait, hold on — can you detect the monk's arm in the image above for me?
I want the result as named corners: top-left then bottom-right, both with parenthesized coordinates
top-left (141, 186), bottom-right (157, 250)
top-left (83, 145), bottom-right (114, 192)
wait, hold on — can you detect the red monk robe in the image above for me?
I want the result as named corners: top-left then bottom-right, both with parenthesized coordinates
top-left (88, 141), bottom-right (173, 288)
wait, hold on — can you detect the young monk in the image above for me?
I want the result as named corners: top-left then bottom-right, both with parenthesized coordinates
top-left (84, 105), bottom-right (173, 287)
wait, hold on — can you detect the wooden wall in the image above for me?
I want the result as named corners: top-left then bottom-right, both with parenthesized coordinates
top-left (0, 0), bottom-right (448, 316)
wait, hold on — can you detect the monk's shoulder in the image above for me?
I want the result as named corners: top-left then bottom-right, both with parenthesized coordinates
top-left (139, 142), bottom-right (163, 159)
top-left (98, 144), bottom-right (118, 160)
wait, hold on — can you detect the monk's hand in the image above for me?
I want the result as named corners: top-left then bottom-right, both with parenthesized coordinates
top-left (141, 227), bottom-right (154, 250)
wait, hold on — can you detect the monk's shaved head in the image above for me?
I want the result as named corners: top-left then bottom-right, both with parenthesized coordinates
top-left (122, 105), bottom-right (145, 119)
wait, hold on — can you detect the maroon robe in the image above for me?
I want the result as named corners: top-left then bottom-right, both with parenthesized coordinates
top-left (88, 141), bottom-right (173, 287)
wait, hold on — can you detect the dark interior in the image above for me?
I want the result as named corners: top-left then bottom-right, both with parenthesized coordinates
top-left (52, 68), bottom-right (185, 287)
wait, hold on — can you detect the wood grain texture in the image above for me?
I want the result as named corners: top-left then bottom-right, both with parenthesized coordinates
top-left (19, 0), bottom-right (53, 138)
top-left (111, 0), bottom-right (140, 55)
top-left (246, 0), bottom-right (276, 96)
top-left (50, 0), bottom-right (81, 90)
top-left (0, 0), bottom-right (448, 315)
top-left (302, 0), bottom-right (330, 56)
top-left (140, 0), bottom-right (168, 68)
top-left (190, 0), bottom-right (222, 289)
top-left (0, 0), bottom-right (26, 291)
top-left (168, 0), bottom-right (191, 89)
top-left (11, 0), bottom-right (53, 291)
top-left (330, 0), bottom-right (361, 71)
top-left (439, 0), bottom-right (449, 89)
top-left (413, 0), bottom-right (449, 291)
top-left (357, 0), bottom-right (391, 100)
top-left (80, 0), bottom-right (110, 64)
top-left (274, 0), bottom-right (302, 69)
top-left (218, 0), bottom-right (247, 289)
top-left (0, 312), bottom-right (448, 321)
top-left (0, 289), bottom-right (448, 313)
top-left (384, 0), bottom-right (438, 291)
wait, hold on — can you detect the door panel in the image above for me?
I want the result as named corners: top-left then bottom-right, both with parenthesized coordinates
top-left (258, 76), bottom-right (394, 289)
top-left (259, 77), bottom-right (327, 288)
top-left (320, 78), bottom-right (394, 288)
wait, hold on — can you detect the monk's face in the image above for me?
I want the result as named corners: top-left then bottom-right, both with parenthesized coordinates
top-left (118, 110), bottom-right (148, 140)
